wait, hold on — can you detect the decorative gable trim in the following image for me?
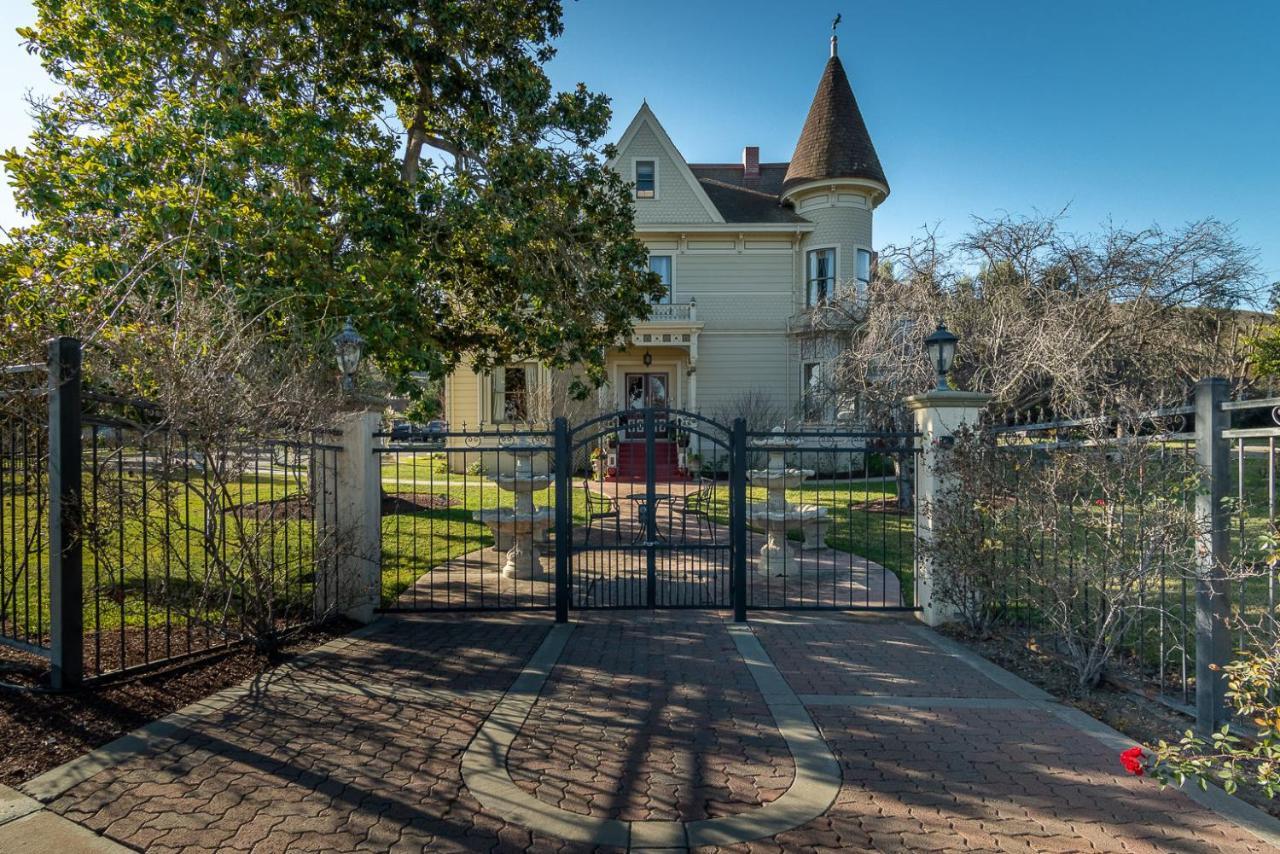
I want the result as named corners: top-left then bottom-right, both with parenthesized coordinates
top-left (610, 103), bottom-right (725, 224)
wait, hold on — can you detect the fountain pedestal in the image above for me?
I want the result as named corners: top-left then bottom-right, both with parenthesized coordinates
top-left (473, 443), bottom-right (553, 579)
top-left (747, 429), bottom-right (828, 572)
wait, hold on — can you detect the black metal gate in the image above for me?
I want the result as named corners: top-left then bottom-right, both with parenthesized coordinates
top-left (376, 411), bottom-right (920, 619)
top-left (560, 408), bottom-right (746, 617)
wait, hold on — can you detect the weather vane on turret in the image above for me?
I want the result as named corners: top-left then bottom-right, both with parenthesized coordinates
top-left (830, 13), bottom-right (842, 57)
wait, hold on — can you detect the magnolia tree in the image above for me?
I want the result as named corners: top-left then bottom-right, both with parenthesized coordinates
top-left (1, 0), bottom-right (663, 393)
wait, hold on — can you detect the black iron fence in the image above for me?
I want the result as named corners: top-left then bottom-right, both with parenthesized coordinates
top-left (1, 339), bottom-right (343, 687)
top-left (0, 361), bottom-right (50, 656)
top-left (983, 380), bottom-right (1276, 732)
top-left (375, 425), bottom-right (558, 612)
top-left (742, 427), bottom-right (920, 610)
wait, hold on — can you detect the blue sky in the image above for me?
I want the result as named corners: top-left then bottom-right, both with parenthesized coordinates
top-left (1, 1), bottom-right (1276, 281)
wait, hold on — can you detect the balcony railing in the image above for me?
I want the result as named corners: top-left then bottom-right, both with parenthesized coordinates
top-left (642, 300), bottom-right (697, 323)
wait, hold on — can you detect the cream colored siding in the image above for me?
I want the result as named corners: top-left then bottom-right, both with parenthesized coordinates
top-left (641, 238), bottom-right (796, 329)
top-left (694, 332), bottom-right (793, 418)
top-left (793, 190), bottom-right (874, 301)
top-left (444, 365), bottom-right (481, 429)
top-left (624, 122), bottom-right (716, 225)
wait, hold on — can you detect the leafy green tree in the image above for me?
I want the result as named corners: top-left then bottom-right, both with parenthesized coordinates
top-left (1, 0), bottom-right (660, 391)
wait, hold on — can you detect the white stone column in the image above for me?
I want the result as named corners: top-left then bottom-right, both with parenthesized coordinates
top-left (316, 410), bottom-right (383, 623)
top-left (904, 389), bottom-right (992, 626)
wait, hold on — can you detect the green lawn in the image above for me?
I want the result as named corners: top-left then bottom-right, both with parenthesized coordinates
top-left (706, 478), bottom-right (917, 604)
top-left (379, 482), bottom-right (600, 604)
top-left (2, 469), bottom-right (321, 645)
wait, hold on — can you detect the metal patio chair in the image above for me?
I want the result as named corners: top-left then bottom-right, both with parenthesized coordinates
top-left (581, 478), bottom-right (620, 545)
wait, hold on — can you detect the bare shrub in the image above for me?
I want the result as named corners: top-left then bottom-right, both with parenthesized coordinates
top-left (918, 426), bottom-right (1014, 635)
top-left (84, 288), bottom-right (346, 653)
top-left (816, 215), bottom-right (1268, 425)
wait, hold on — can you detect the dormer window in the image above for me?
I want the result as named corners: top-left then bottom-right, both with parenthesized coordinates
top-left (635, 160), bottom-right (656, 199)
top-left (806, 247), bottom-right (836, 307)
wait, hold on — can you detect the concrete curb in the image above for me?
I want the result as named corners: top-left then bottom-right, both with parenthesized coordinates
top-left (459, 620), bottom-right (844, 850)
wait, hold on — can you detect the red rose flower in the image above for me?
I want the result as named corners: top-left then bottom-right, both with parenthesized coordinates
top-left (1094, 498), bottom-right (1107, 507)
top-left (1120, 746), bottom-right (1145, 776)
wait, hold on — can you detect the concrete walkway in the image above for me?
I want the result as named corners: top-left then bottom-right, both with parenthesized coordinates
top-left (9, 611), bottom-right (1280, 852)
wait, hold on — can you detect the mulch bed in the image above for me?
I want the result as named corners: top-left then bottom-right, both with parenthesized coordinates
top-left (382, 492), bottom-right (460, 514)
top-left (846, 497), bottom-right (912, 515)
top-left (0, 619), bottom-right (355, 787)
top-left (229, 494), bottom-right (315, 521)
top-left (942, 626), bottom-right (1280, 820)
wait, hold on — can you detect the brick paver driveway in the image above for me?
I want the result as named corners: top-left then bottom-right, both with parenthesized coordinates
top-left (18, 611), bottom-right (1280, 852)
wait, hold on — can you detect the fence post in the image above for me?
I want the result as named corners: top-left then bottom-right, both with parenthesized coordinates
top-left (904, 388), bottom-right (992, 625)
top-left (323, 409), bottom-right (382, 623)
top-left (730, 418), bottom-right (747, 622)
top-left (1194, 377), bottom-right (1231, 734)
top-left (553, 417), bottom-right (570, 624)
top-left (48, 336), bottom-right (83, 690)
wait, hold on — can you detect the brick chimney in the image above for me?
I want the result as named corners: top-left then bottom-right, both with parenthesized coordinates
top-left (742, 146), bottom-right (760, 182)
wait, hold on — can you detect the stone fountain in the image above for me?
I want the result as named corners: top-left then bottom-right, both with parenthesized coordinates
top-left (473, 441), bottom-right (552, 579)
top-left (747, 428), bottom-right (829, 573)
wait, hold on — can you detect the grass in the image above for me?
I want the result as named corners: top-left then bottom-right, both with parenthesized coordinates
top-left (379, 481), bottom-right (601, 604)
top-left (706, 478), bottom-right (917, 603)
top-left (2, 468), bottom-right (322, 646)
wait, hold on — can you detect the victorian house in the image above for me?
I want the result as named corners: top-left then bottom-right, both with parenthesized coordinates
top-left (443, 35), bottom-right (888, 467)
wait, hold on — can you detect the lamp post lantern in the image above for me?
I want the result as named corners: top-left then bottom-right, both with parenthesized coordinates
top-left (333, 318), bottom-right (365, 392)
top-left (923, 322), bottom-right (958, 391)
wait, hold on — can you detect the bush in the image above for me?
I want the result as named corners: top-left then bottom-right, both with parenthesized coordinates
top-left (1140, 634), bottom-right (1280, 796)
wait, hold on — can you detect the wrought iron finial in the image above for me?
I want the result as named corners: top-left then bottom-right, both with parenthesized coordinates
top-left (830, 13), bottom-right (841, 56)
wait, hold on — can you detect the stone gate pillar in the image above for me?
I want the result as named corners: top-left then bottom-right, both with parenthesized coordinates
top-left (315, 409), bottom-right (383, 623)
top-left (904, 389), bottom-right (992, 626)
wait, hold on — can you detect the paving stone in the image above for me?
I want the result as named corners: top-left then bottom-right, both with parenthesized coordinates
top-left (24, 611), bottom-right (1279, 853)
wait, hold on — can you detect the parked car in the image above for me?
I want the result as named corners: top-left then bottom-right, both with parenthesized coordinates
top-left (390, 420), bottom-right (447, 444)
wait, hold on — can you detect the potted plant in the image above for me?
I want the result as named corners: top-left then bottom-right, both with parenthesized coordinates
top-left (589, 446), bottom-right (606, 478)
top-left (606, 432), bottom-right (619, 449)
top-left (676, 429), bottom-right (691, 448)
top-left (687, 452), bottom-right (703, 476)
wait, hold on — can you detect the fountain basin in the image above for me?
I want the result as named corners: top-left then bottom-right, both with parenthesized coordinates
top-left (472, 507), bottom-right (552, 579)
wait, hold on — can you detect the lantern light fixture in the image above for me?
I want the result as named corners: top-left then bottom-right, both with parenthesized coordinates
top-left (333, 317), bottom-right (365, 392)
top-left (923, 322), bottom-right (958, 391)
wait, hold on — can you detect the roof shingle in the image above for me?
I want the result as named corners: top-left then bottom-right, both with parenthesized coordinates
top-left (782, 56), bottom-right (888, 193)
top-left (688, 164), bottom-right (808, 223)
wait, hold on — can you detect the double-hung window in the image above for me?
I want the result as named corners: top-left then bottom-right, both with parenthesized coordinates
top-left (856, 249), bottom-right (872, 292)
top-left (648, 255), bottom-right (672, 304)
top-left (492, 366), bottom-right (530, 422)
top-left (635, 160), bottom-right (656, 199)
top-left (806, 248), bottom-right (836, 307)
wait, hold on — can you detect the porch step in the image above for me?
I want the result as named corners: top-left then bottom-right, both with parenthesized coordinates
top-left (608, 440), bottom-right (687, 482)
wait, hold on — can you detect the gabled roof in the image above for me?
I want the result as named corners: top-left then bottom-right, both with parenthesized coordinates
top-left (688, 164), bottom-right (808, 223)
top-left (610, 103), bottom-right (724, 223)
top-left (783, 55), bottom-right (888, 194)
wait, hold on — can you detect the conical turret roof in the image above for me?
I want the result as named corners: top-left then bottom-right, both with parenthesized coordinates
top-left (783, 55), bottom-right (887, 194)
